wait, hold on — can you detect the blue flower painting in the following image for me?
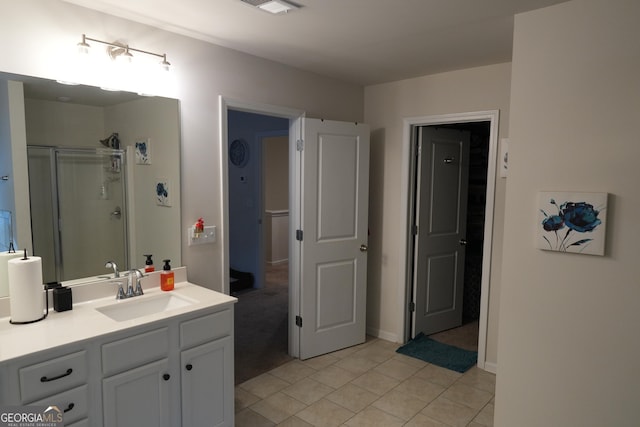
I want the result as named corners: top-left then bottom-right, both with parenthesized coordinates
top-left (538, 192), bottom-right (607, 256)
top-left (135, 139), bottom-right (151, 165)
top-left (155, 179), bottom-right (171, 206)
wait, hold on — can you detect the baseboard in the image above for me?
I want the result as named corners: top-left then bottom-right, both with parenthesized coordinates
top-left (482, 361), bottom-right (497, 374)
top-left (366, 326), bottom-right (399, 344)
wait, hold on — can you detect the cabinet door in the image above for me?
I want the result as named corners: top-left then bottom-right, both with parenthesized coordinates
top-left (181, 336), bottom-right (233, 427)
top-left (103, 358), bottom-right (171, 427)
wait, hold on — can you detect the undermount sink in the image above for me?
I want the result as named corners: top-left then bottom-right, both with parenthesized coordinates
top-left (96, 292), bottom-right (196, 322)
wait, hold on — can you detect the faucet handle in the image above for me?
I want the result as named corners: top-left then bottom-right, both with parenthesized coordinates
top-left (114, 281), bottom-right (127, 300)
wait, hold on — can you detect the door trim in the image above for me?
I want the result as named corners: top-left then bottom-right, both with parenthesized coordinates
top-left (400, 110), bottom-right (499, 373)
top-left (219, 96), bottom-right (305, 357)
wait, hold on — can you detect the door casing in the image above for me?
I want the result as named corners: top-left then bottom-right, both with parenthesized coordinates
top-left (401, 110), bottom-right (499, 373)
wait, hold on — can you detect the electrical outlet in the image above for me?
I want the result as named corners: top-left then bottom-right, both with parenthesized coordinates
top-left (188, 225), bottom-right (216, 246)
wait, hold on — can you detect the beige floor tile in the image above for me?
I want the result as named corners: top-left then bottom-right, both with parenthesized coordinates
top-left (325, 383), bottom-right (379, 413)
top-left (277, 416), bottom-right (314, 426)
top-left (351, 371), bottom-right (400, 396)
top-left (403, 413), bottom-right (449, 427)
top-left (473, 402), bottom-right (494, 426)
top-left (269, 360), bottom-right (317, 384)
top-left (352, 343), bottom-right (396, 364)
top-left (394, 377), bottom-right (446, 403)
top-left (421, 396), bottom-right (479, 427)
top-left (281, 377), bottom-right (334, 405)
top-left (468, 422), bottom-right (487, 427)
top-left (240, 373), bottom-right (291, 399)
top-left (309, 364), bottom-right (358, 388)
top-left (415, 364), bottom-right (463, 387)
top-left (343, 406), bottom-right (404, 427)
top-left (334, 354), bottom-right (381, 375)
top-left (373, 358), bottom-right (421, 381)
top-left (250, 392), bottom-right (308, 424)
top-left (331, 345), bottom-right (362, 359)
top-left (296, 398), bottom-right (355, 427)
top-left (457, 366), bottom-right (497, 393)
top-left (235, 386), bottom-right (261, 412)
top-left (371, 389), bottom-right (428, 421)
top-left (391, 353), bottom-right (429, 369)
top-left (441, 383), bottom-right (493, 410)
top-left (300, 353), bottom-right (339, 370)
top-left (235, 408), bottom-right (276, 427)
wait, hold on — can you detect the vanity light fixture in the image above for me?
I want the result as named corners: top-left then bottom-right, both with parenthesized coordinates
top-left (76, 34), bottom-right (171, 71)
top-left (240, 0), bottom-right (300, 14)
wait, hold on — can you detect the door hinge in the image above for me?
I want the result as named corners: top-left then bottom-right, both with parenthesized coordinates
top-left (296, 230), bottom-right (303, 241)
top-left (296, 139), bottom-right (304, 151)
top-left (295, 315), bottom-right (302, 327)
top-left (416, 140), bottom-right (421, 157)
top-left (409, 302), bottom-right (415, 312)
top-left (412, 225), bottom-right (418, 235)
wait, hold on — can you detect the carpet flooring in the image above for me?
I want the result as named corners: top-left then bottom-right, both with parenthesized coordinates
top-left (233, 262), bottom-right (293, 384)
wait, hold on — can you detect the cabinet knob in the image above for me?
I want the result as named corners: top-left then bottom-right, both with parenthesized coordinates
top-left (163, 373), bottom-right (170, 381)
top-left (186, 363), bottom-right (193, 371)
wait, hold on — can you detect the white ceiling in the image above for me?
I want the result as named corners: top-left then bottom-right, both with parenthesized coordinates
top-left (62, 0), bottom-right (569, 86)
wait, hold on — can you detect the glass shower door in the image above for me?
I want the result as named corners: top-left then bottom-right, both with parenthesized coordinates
top-left (28, 147), bottom-right (128, 282)
top-left (55, 149), bottom-right (128, 281)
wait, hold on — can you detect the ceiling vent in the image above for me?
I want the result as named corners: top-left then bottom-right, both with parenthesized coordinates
top-left (240, 0), bottom-right (300, 14)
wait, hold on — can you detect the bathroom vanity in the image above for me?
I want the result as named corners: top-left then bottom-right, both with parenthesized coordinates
top-left (0, 268), bottom-right (236, 427)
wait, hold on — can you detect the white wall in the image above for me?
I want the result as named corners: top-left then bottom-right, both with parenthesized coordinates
top-left (25, 99), bottom-right (104, 146)
top-left (105, 97), bottom-right (181, 270)
top-left (495, 0), bottom-right (640, 425)
top-left (0, 80), bottom-right (31, 255)
top-left (364, 63), bottom-right (511, 361)
top-left (0, 0), bottom-right (363, 292)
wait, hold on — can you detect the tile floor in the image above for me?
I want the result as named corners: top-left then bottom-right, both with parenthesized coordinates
top-left (235, 336), bottom-right (495, 426)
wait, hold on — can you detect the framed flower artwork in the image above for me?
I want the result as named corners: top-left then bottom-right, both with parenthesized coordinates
top-left (537, 191), bottom-right (607, 256)
top-left (135, 138), bottom-right (151, 165)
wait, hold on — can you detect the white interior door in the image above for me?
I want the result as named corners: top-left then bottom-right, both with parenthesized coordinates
top-left (412, 127), bottom-right (470, 337)
top-left (298, 118), bottom-right (369, 360)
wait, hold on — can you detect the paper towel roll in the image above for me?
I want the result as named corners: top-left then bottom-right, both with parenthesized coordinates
top-left (8, 256), bottom-right (45, 323)
top-left (0, 251), bottom-right (22, 297)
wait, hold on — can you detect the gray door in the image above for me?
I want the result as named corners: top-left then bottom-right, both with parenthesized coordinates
top-left (412, 127), bottom-right (470, 336)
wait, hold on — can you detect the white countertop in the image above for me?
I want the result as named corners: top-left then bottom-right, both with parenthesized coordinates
top-left (0, 268), bottom-right (236, 363)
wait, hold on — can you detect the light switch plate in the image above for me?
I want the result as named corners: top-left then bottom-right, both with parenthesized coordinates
top-left (188, 225), bottom-right (216, 246)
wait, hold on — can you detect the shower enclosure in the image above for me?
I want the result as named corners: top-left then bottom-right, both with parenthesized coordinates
top-left (27, 146), bottom-right (129, 283)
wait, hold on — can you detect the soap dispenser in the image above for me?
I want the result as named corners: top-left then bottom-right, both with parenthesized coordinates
top-left (144, 254), bottom-right (155, 273)
top-left (160, 259), bottom-right (174, 291)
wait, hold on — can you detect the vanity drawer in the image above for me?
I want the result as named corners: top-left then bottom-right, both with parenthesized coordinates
top-left (28, 384), bottom-right (89, 425)
top-left (19, 350), bottom-right (88, 403)
top-left (102, 327), bottom-right (169, 376)
top-left (180, 309), bottom-right (232, 349)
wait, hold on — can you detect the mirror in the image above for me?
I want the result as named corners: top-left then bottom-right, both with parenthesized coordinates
top-left (0, 72), bottom-right (181, 296)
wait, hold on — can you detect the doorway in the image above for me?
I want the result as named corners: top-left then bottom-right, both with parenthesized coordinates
top-left (401, 110), bottom-right (499, 372)
top-left (226, 109), bottom-right (292, 383)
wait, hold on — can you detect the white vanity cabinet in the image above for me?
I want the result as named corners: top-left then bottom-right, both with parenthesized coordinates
top-left (0, 289), bottom-right (235, 427)
top-left (101, 327), bottom-right (172, 427)
top-left (179, 310), bottom-right (234, 427)
top-left (2, 348), bottom-right (92, 425)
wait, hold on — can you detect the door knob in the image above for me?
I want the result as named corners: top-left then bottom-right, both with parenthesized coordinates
top-left (360, 244), bottom-right (368, 252)
top-left (459, 239), bottom-right (468, 246)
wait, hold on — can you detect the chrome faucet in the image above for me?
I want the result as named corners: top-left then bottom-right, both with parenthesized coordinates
top-left (128, 269), bottom-right (144, 297)
top-left (105, 261), bottom-right (119, 278)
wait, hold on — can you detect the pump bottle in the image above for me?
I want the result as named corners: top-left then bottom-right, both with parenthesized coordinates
top-left (160, 259), bottom-right (174, 291)
top-left (143, 254), bottom-right (155, 273)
